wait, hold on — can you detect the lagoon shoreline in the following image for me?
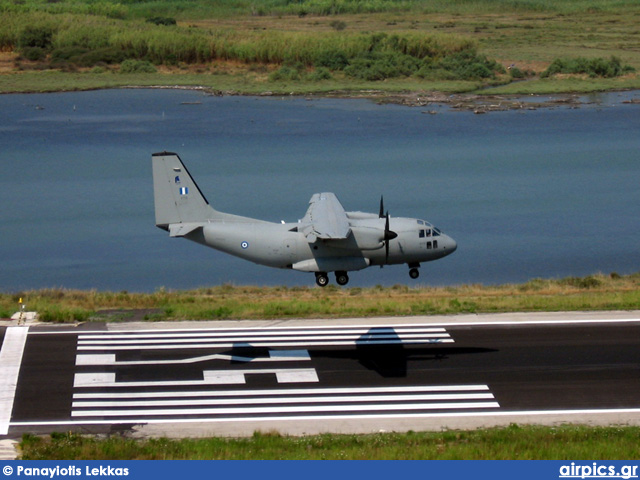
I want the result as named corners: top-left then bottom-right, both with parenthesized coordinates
top-left (3, 78), bottom-right (639, 112)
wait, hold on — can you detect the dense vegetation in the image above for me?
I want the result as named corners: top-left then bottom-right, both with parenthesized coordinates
top-left (20, 425), bottom-right (640, 459)
top-left (6, 12), bottom-right (503, 81)
top-left (2, 273), bottom-right (638, 323)
top-left (0, 0), bottom-right (638, 92)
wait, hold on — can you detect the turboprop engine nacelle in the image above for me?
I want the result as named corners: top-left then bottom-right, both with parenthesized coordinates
top-left (321, 226), bottom-right (385, 251)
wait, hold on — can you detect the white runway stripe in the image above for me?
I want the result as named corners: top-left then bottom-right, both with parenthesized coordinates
top-left (0, 327), bottom-right (29, 435)
top-left (78, 338), bottom-right (453, 351)
top-left (77, 333), bottom-right (451, 345)
top-left (71, 401), bottom-right (500, 418)
top-left (73, 384), bottom-right (491, 399)
top-left (72, 392), bottom-right (496, 408)
top-left (78, 327), bottom-right (448, 340)
top-left (79, 324), bottom-right (450, 334)
top-left (77, 338), bottom-right (453, 351)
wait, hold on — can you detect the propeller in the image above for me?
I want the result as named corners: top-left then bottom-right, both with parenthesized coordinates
top-left (378, 196), bottom-right (397, 262)
top-left (383, 209), bottom-right (398, 262)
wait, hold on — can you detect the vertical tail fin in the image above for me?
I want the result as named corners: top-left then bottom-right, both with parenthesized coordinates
top-left (152, 152), bottom-right (216, 229)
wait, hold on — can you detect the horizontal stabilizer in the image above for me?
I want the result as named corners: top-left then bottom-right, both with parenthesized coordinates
top-left (169, 223), bottom-right (203, 237)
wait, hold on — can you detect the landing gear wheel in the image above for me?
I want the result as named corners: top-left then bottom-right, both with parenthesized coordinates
top-left (315, 272), bottom-right (329, 287)
top-left (336, 272), bottom-right (349, 286)
top-left (409, 268), bottom-right (420, 279)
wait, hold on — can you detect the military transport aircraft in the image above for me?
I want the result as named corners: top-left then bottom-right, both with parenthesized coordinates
top-left (152, 152), bottom-right (457, 286)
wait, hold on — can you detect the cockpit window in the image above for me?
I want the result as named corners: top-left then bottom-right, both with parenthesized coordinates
top-left (418, 221), bottom-right (440, 239)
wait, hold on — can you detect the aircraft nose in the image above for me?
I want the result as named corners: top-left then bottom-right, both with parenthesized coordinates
top-left (444, 235), bottom-right (457, 255)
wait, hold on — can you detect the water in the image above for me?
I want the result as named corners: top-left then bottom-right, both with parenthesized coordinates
top-left (0, 89), bottom-right (639, 292)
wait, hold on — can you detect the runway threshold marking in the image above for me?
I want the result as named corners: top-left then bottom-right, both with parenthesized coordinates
top-left (0, 327), bottom-right (28, 435)
top-left (70, 384), bottom-right (498, 420)
top-left (66, 325), bottom-right (490, 424)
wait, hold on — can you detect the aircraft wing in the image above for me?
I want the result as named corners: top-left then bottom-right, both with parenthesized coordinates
top-left (300, 193), bottom-right (351, 243)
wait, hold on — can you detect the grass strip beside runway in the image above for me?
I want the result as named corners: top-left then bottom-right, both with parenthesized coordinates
top-left (18, 424), bottom-right (640, 459)
top-left (1, 273), bottom-right (639, 323)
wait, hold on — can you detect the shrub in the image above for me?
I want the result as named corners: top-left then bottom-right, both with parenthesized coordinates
top-left (39, 307), bottom-right (91, 323)
top-left (269, 62), bottom-right (305, 81)
top-left (314, 50), bottom-right (349, 70)
top-left (146, 17), bottom-right (177, 27)
top-left (21, 47), bottom-right (47, 61)
top-left (18, 25), bottom-right (54, 50)
top-left (417, 49), bottom-right (504, 80)
top-left (541, 56), bottom-right (635, 78)
top-left (344, 51), bottom-right (421, 80)
top-left (559, 275), bottom-right (603, 289)
top-left (78, 47), bottom-right (128, 66)
top-left (307, 66), bottom-right (332, 81)
top-left (119, 59), bottom-right (157, 73)
top-left (50, 46), bottom-right (127, 67)
top-left (508, 66), bottom-right (526, 79)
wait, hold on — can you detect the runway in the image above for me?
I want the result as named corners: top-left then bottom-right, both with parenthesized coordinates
top-left (2, 311), bottom-right (640, 438)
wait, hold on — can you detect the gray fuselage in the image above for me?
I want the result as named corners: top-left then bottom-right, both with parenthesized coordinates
top-left (189, 215), bottom-right (456, 272)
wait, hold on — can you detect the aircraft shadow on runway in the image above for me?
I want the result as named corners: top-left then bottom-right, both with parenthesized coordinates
top-left (223, 327), bottom-right (497, 378)
top-left (316, 346), bottom-right (497, 378)
top-left (363, 327), bottom-right (497, 377)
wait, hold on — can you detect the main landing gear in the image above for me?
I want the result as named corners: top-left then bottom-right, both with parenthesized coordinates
top-left (408, 263), bottom-right (420, 279)
top-left (336, 271), bottom-right (349, 286)
top-left (315, 271), bottom-right (349, 287)
top-left (315, 272), bottom-right (329, 287)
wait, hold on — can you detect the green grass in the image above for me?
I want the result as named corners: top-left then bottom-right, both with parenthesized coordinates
top-left (1, 69), bottom-right (638, 97)
top-left (0, 69), bottom-right (489, 95)
top-left (3, 0), bottom-right (640, 19)
top-left (19, 425), bottom-right (640, 459)
top-left (2, 273), bottom-right (639, 323)
top-left (484, 76), bottom-right (640, 95)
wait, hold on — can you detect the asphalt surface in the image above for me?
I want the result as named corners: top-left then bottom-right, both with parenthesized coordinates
top-left (2, 311), bottom-right (640, 438)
